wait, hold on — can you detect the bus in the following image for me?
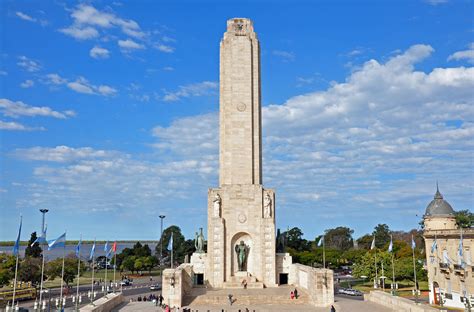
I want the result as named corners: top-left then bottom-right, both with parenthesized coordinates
top-left (0, 282), bottom-right (37, 307)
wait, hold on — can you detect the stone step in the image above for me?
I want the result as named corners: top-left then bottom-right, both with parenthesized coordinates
top-left (222, 282), bottom-right (264, 289)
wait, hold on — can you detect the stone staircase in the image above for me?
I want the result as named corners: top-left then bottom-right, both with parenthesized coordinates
top-left (183, 285), bottom-right (309, 306)
top-left (222, 273), bottom-right (264, 289)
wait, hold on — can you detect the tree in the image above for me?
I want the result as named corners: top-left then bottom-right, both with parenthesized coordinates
top-left (325, 227), bottom-right (354, 250)
top-left (18, 257), bottom-right (42, 284)
top-left (25, 232), bottom-right (42, 258)
top-left (121, 256), bottom-right (136, 273)
top-left (134, 258), bottom-right (144, 272)
top-left (372, 224), bottom-right (391, 248)
top-left (155, 226), bottom-right (187, 264)
top-left (454, 210), bottom-right (474, 228)
top-left (356, 234), bottom-right (374, 250)
top-left (46, 257), bottom-right (85, 286)
top-left (282, 227), bottom-right (310, 252)
top-left (0, 254), bottom-right (16, 287)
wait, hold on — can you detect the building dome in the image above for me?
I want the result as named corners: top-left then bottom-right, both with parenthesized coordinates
top-left (424, 186), bottom-right (455, 217)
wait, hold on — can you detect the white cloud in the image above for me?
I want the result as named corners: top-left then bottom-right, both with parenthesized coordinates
top-left (424, 0), bottom-right (448, 5)
top-left (61, 4), bottom-right (145, 41)
top-left (162, 81), bottom-right (218, 102)
top-left (90, 46), bottom-right (110, 59)
top-left (16, 12), bottom-right (36, 22)
top-left (118, 39), bottom-right (145, 50)
top-left (155, 44), bottom-right (174, 53)
top-left (272, 50), bottom-right (295, 62)
top-left (15, 146), bottom-right (117, 162)
top-left (20, 80), bottom-right (34, 88)
top-left (67, 77), bottom-right (117, 96)
top-left (0, 120), bottom-right (43, 131)
top-left (0, 70), bottom-right (7, 76)
top-left (448, 43), bottom-right (474, 64)
top-left (17, 56), bottom-right (41, 72)
top-left (59, 26), bottom-right (99, 40)
top-left (0, 98), bottom-right (75, 119)
top-left (163, 66), bottom-right (174, 71)
top-left (45, 73), bottom-right (68, 85)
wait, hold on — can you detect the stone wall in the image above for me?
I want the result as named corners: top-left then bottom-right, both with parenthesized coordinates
top-left (365, 291), bottom-right (439, 312)
top-left (289, 263), bottom-right (334, 307)
top-left (162, 264), bottom-right (194, 308)
top-left (79, 293), bottom-right (124, 312)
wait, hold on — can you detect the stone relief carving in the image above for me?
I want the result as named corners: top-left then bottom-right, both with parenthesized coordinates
top-left (213, 193), bottom-right (221, 218)
top-left (263, 192), bottom-right (272, 218)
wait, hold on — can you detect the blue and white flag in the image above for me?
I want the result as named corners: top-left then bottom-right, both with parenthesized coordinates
top-left (32, 225), bottom-right (48, 246)
top-left (370, 236), bottom-right (376, 250)
top-left (104, 241), bottom-right (109, 253)
top-left (168, 232), bottom-right (173, 251)
top-left (388, 235), bottom-right (393, 253)
top-left (431, 239), bottom-right (438, 254)
top-left (318, 236), bottom-right (324, 247)
top-left (89, 240), bottom-right (96, 260)
top-left (458, 230), bottom-right (464, 267)
top-left (411, 235), bottom-right (416, 250)
top-left (13, 216), bottom-right (22, 257)
top-left (47, 232), bottom-right (66, 250)
top-left (75, 236), bottom-right (82, 258)
top-left (106, 247), bottom-right (113, 258)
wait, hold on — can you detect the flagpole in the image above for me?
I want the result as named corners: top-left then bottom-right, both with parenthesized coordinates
top-left (104, 245), bottom-right (108, 298)
top-left (91, 238), bottom-right (96, 306)
top-left (38, 239), bottom-right (46, 311)
top-left (391, 252), bottom-right (395, 295)
top-left (374, 247), bottom-right (378, 288)
top-left (170, 233), bottom-right (174, 269)
top-left (412, 235), bottom-right (418, 304)
top-left (113, 243), bottom-right (117, 293)
top-left (381, 261), bottom-right (385, 291)
top-left (76, 234), bottom-right (82, 312)
top-left (59, 234), bottom-right (66, 310)
top-left (11, 215), bottom-right (22, 310)
top-left (322, 237), bottom-right (326, 269)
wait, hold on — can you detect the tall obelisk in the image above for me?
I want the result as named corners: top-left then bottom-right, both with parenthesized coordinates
top-left (207, 18), bottom-right (276, 288)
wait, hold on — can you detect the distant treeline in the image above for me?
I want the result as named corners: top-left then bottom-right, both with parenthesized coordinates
top-left (0, 240), bottom-right (158, 246)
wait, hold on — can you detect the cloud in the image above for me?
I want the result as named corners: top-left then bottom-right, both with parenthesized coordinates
top-left (59, 26), bottom-right (99, 40)
top-left (155, 44), bottom-right (174, 53)
top-left (90, 46), bottom-right (110, 59)
top-left (118, 39), bottom-right (145, 50)
top-left (424, 0), bottom-right (448, 5)
top-left (272, 50), bottom-right (295, 62)
top-left (17, 56), bottom-right (41, 72)
top-left (0, 98), bottom-right (75, 119)
top-left (163, 66), bottom-right (174, 71)
top-left (0, 70), bottom-right (7, 76)
top-left (447, 43), bottom-right (474, 64)
top-left (162, 81), bottom-right (218, 102)
top-left (0, 120), bottom-right (44, 131)
top-left (16, 12), bottom-right (36, 22)
top-left (20, 80), bottom-right (34, 88)
top-left (67, 77), bottom-right (117, 96)
top-left (61, 4), bottom-right (145, 41)
top-left (45, 73), bottom-right (68, 85)
top-left (15, 146), bottom-right (117, 162)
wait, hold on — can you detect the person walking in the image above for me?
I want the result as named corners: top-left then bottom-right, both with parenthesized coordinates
top-left (228, 294), bottom-right (233, 305)
top-left (330, 305), bottom-right (336, 312)
top-left (290, 291), bottom-right (295, 299)
top-left (294, 288), bottom-right (298, 299)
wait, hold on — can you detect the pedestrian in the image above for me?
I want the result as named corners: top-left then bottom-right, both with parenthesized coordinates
top-left (294, 288), bottom-right (298, 299)
top-left (290, 291), bottom-right (295, 299)
top-left (159, 294), bottom-right (164, 306)
top-left (228, 294), bottom-right (233, 305)
top-left (330, 305), bottom-right (336, 312)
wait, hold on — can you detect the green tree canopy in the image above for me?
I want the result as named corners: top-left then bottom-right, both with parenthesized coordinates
top-left (325, 226), bottom-right (354, 250)
top-left (25, 232), bottom-right (42, 258)
top-left (454, 210), bottom-right (474, 228)
top-left (282, 227), bottom-right (310, 252)
top-left (356, 234), bottom-right (374, 250)
top-left (372, 224), bottom-right (391, 248)
top-left (0, 254), bottom-right (16, 287)
top-left (19, 257), bottom-right (42, 284)
top-left (46, 256), bottom-right (85, 286)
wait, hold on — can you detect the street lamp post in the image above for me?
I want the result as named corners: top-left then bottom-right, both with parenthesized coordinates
top-left (38, 209), bottom-right (48, 312)
top-left (159, 215), bottom-right (165, 274)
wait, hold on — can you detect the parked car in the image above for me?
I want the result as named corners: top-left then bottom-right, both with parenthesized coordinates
top-left (120, 280), bottom-right (133, 286)
top-left (150, 284), bottom-right (161, 291)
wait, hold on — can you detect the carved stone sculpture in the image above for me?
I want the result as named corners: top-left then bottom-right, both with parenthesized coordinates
top-left (195, 227), bottom-right (205, 253)
top-left (213, 194), bottom-right (221, 218)
top-left (263, 192), bottom-right (272, 218)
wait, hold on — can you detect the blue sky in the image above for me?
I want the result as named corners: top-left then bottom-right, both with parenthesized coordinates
top-left (1, 0), bottom-right (473, 242)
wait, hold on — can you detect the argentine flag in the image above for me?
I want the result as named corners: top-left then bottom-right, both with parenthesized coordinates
top-left (318, 236), bottom-right (324, 247)
top-left (75, 236), bottom-right (82, 258)
top-left (168, 232), bottom-right (173, 251)
top-left (388, 235), bottom-right (393, 253)
top-left (431, 239), bottom-right (437, 254)
top-left (104, 241), bottom-right (109, 253)
top-left (411, 235), bottom-right (416, 250)
top-left (458, 231), bottom-right (464, 267)
top-left (89, 240), bottom-right (96, 260)
top-left (32, 226), bottom-right (48, 245)
top-left (370, 236), bottom-right (376, 250)
top-left (48, 232), bottom-right (66, 250)
top-left (13, 216), bottom-right (22, 256)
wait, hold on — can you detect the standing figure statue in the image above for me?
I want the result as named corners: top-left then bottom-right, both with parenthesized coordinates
top-left (195, 227), bottom-right (205, 253)
top-left (263, 192), bottom-right (272, 218)
top-left (235, 241), bottom-right (249, 271)
top-left (213, 194), bottom-right (221, 218)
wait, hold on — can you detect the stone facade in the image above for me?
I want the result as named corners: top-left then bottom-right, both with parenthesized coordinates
top-left (423, 189), bottom-right (474, 309)
top-left (206, 18), bottom-right (276, 288)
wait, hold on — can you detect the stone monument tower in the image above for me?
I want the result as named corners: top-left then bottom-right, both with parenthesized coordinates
top-left (206, 18), bottom-right (277, 288)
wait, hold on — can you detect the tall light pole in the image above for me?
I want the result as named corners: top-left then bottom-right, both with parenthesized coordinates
top-left (39, 209), bottom-right (49, 235)
top-left (38, 209), bottom-right (48, 312)
top-left (159, 215), bottom-right (165, 271)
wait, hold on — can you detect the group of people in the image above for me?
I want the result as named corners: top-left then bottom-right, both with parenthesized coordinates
top-left (135, 293), bottom-right (164, 306)
top-left (290, 288), bottom-right (298, 299)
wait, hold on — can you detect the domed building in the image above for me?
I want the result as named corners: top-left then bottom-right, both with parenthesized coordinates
top-left (423, 186), bottom-right (473, 309)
